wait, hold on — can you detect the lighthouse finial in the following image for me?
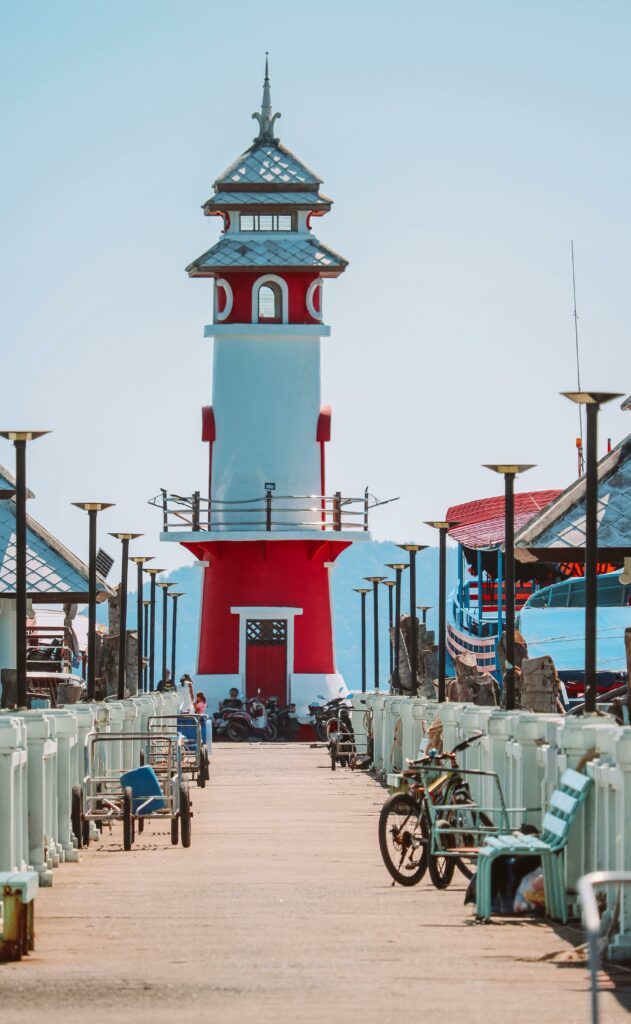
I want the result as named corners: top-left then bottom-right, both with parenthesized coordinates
top-left (252, 53), bottom-right (281, 143)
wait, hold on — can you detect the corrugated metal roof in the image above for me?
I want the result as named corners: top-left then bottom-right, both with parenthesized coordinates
top-left (515, 433), bottom-right (631, 557)
top-left (214, 142), bottom-right (322, 188)
top-left (186, 234), bottom-right (348, 275)
top-left (0, 465), bottom-right (113, 599)
top-left (447, 490), bottom-right (562, 550)
top-left (205, 190), bottom-right (332, 208)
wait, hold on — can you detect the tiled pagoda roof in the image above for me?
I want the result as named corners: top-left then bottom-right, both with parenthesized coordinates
top-left (213, 141), bottom-right (322, 189)
top-left (186, 234), bottom-right (347, 276)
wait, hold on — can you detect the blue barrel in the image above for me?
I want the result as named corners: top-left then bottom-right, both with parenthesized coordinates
top-left (120, 765), bottom-right (165, 816)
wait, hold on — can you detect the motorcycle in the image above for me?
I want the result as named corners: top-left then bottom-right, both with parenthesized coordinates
top-left (215, 697), bottom-right (277, 742)
top-left (266, 698), bottom-right (300, 741)
top-left (308, 694), bottom-right (349, 742)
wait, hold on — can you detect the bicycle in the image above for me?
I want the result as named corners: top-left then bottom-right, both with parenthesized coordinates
top-left (378, 733), bottom-right (496, 888)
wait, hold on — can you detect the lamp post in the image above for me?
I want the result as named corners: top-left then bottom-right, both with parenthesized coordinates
top-left (142, 599), bottom-right (150, 691)
top-left (562, 392), bottom-right (622, 712)
top-left (353, 588), bottom-right (371, 692)
top-left (386, 563), bottom-right (408, 693)
top-left (129, 556), bottom-right (153, 695)
top-left (364, 576), bottom-right (386, 691)
top-left (0, 431), bottom-right (50, 707)
top-left (109, 533), bottom-right (142, 700)
top-left (482, 467), bottom-right (534, 709)
top-left (382, 580), bottom-right (396, 678)
top-left (72, 502), bottom-right (114, 700)
top-left (424, 523), bottom-right (457, 703)
top-left (157, 581), bottom-right (175, 685)
top-left (417, 605), bottom-right (431, 626)
top-left (144, 568), bottom-right (163, 691)
top-left (169, 592), bottom-right (185, 682)
top-left (397, 545), bottom-right (427, 694)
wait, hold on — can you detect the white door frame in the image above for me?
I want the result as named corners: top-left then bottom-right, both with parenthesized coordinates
top-left (230, 606), bottom-right (303, 696)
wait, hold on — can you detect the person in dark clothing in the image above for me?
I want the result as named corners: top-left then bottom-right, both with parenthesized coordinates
top-left (157, 670), bottom-right (175, 693)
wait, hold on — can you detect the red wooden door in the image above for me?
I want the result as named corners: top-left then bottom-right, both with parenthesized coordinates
top-left (245, 620), bottom-right (287, 703)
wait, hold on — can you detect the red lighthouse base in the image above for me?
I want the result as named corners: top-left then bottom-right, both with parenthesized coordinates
top-left (183, 536), bottom-right (350, 715)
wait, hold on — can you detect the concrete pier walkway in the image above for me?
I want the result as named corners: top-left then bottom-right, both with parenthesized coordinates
top-left (2, 744), bottom-right (630, 1023)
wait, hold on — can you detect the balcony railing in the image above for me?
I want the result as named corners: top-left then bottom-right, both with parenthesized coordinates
top-left (150, 488), bottom-right (374, 533)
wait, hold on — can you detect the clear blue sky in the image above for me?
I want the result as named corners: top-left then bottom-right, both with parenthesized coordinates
top-left (1, 1), bottom-right (629, 575)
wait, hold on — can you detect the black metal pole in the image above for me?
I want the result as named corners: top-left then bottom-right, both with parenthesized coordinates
top-left (394, 568), bottom-right (402, 692)
top-left (386, 585), bottom-right (394, 675)
top-left (438, 528), bottom-right (447, 703)
top-left (149, 575), bottom-right (157, 692)
top-left (504, 473), bottom-right (516, 710)
top-left (409, 551), bottom-right (418, 690)
top-left (117, 538), bottom-right (130, 700)
top-left (161, 586), bottom-right (169, 684)
top-left (143, 602), bottom-right (149, 691)
top-left (584, 403), bottom-right (598, 713)
top-left (87, 509), bottom-right (97, 701)
top-left (360, 593), bottom-right (367, 693)
top-left (171, 596), bottom-right (178, 682)
top-left (372, 580), bottom-right (380, 691)
top-left (14, 440), bottom-right (27, 708)
top-left (136, 563), bottom-right (144, 696)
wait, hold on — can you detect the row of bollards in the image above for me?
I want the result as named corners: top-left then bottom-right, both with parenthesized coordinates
top-left (0, 432), bottom-right (185, 706)
top-left (351, 391), bottom-right (622, 712)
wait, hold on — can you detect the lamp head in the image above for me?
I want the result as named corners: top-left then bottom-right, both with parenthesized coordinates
top-left (156, 581), bottom-right (175, 591)
top-left (561, 391), bottom-right (623, 406)
top-left (0, 430), bottom-right (50, 442)
top-left (144, 567), bottom-right (164, 576)
top-left (397, 544), bottom-right (428, 553)
top-left (483, 465), bottom-right (535, 476)
top-left (364, 576), bottom-right (386, 583)
top-left (353, 588), bottom-right (371, 594)
top-left (129, 556), bottom-right (153, 565)
top-left (385, 562), bottom-right (408, 571)
top-left (109, 532), bottom-right (143, 542)
top-left (169, 591), bottom-right (185, 598)
top-left (424, 520), bottom-right (457, 530)
top-left (72, 502), bottom-right (115, 513)
top-left (381, 580), bottom-right (396, 588)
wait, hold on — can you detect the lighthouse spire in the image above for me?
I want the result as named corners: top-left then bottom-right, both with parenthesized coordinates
top-left (252, 52), bottom-right (281, 143)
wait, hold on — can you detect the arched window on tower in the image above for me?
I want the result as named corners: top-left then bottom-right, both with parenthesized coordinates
top-left (257, 282), bottom-right (283, 323)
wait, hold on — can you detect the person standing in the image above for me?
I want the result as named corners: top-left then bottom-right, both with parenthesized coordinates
top-left (178, 673), bottom-right (195, 713)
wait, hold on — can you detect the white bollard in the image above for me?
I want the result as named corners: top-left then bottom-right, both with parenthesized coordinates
top-left (45, 710), bottom-right (80, 863)
top-left (0, 717), bottom-right (27, 873)
top-left (19, 711), bottom-right (56, 886)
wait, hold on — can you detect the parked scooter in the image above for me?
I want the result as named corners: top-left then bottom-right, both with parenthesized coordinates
top-left (266, 698), bottom-right (300, 741)
top-left (308, 694), bottom-right (349, 742)
top-left (217, 697), bottom-right (277, 742)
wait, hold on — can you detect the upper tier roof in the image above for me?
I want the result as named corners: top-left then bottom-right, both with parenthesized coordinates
top-left (186, 234), bottom-right (347, 276)
top-left (213, 141), bottom-right (322, 190)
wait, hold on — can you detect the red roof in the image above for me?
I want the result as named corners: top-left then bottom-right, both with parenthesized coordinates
top-left (446, 490), bottom-right (562, 550)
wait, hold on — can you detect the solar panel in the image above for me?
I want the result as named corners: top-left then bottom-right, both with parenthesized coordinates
top-left (96, 548), bottom-right (114, 579)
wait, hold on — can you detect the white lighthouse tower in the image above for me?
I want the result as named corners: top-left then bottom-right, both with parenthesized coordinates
top-left (159, 61), bottom-right (370, 716)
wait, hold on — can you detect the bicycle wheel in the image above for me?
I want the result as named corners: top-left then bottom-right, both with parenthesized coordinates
top-left (427, 836), bottom-right (456, 889)
top-left (378, 793), bottom-right (428, 886)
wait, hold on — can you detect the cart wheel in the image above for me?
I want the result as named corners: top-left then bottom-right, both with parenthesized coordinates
top-left (171, 816), bottom-right (179, 845)
top-left (139, 749), bottom-right (145, 767)
top-left (82, 815), bottom-right (90, 848)
top-left (203, 747), bottom-right (210, 782)
top-left (329, 744), bottom-right (336, 771)
top-left (180, 783), bottom-right (191, 848)
top-left (197, 760), bottom-right (206, 789)
top-left (138, 816), bottom-right (144, 834)
top-left (71, 785), bottom-right (83, 850)
top-left (123, 786), bottom-right (134, 852)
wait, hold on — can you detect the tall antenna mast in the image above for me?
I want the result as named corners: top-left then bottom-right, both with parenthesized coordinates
top-left (571, 240), bottom-right (584, 476)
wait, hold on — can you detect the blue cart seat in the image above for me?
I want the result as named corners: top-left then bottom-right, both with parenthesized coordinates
top-left (177, 715), bottom-right (200, 750)
top-left (120, 765), bottom-right (165, 816)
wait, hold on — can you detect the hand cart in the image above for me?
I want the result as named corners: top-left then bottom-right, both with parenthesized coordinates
top-left (72, 731), bottom-right (193, 852)
top-left (147, 714), bottom-right (210, 788)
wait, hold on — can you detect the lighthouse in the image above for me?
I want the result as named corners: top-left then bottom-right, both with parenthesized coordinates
top-left (159, 60), bottom-right (370, 716)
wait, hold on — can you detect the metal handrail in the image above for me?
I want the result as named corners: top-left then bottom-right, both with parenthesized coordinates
top-left (150, 488), bottom-right (375, 533)
top-left (578, 871), bottom-right (631, 1024)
